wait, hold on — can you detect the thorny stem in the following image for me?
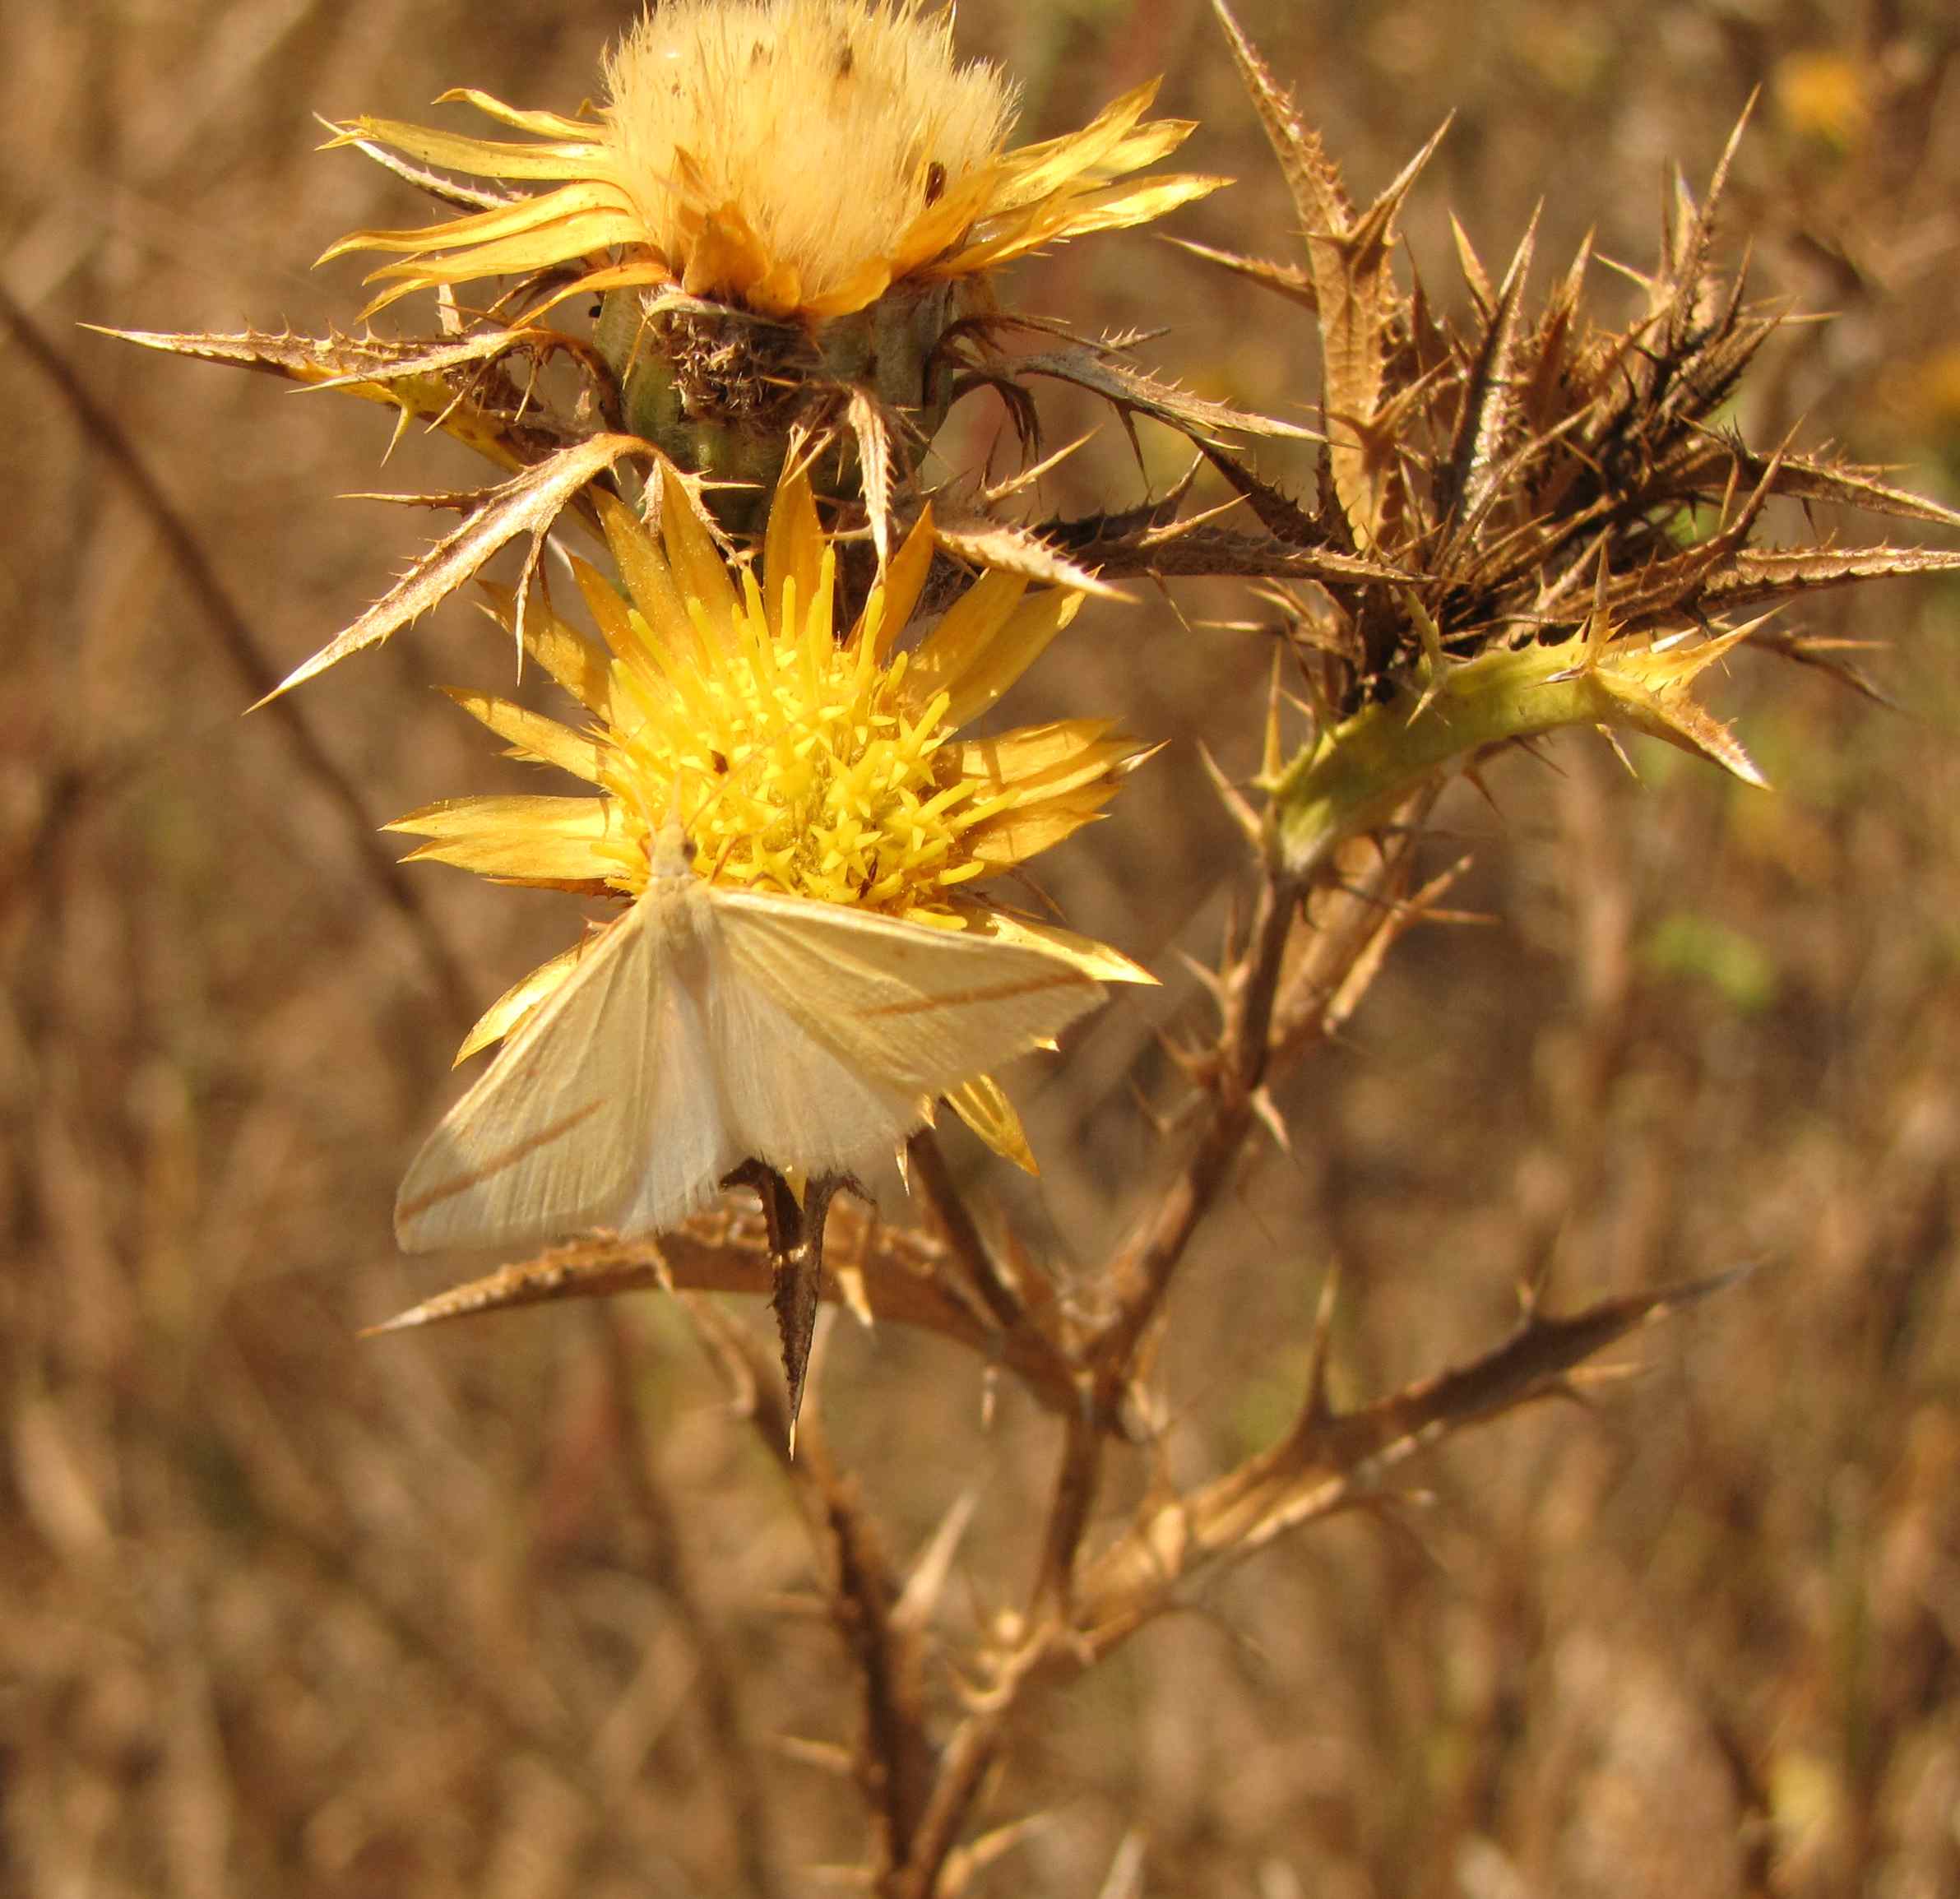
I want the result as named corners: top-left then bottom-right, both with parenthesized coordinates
top-left (892, 1703), bottom-right (1012, 1899)
top-left (878, 864), bottom-right (1309, 1893)
top-left (685, 1304), bottom-right (938, 1887)
top-left (903, 1129), bottom-right (1025, 1339)
top-left (895, 1269), bottom-right (1742, 1899)
top-left (820, 1464), bottom-right (938, 1882)
top-left (1030, 1405), bottom-right (1105, 1616)
top-left (876, 860), bottom-right (1335, 1889)
top-left (371, 1207), bottom-right (1091, 1415)
top-left (904, 1129), bottom-right (1082, 1399)
top-left (1066, 1268), bottom-right (1751, 1652)
top-left (1096, 864), bottom-right (1304, 1392)
top-left (1, 285), bottom-right (479, 1034)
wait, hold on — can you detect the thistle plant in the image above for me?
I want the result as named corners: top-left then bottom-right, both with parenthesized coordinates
top-left (100, 0), bottom-right (1960, 1891)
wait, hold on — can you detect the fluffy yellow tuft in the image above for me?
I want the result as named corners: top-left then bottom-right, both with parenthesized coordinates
top-left (605, 0), bottom-right (1012, 315)
top-left (322, 0), bottom-right (1221, 324)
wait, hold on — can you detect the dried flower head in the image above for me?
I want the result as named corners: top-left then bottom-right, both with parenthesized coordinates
top-left (392, 461), bottom-right (1150, 1165)
top-left (319, 0), bottom-right (1222, 503)
top-left (325, 0), bottom-right (1217, 326)
top-left (1170, 3), bottom-right (1960, 882)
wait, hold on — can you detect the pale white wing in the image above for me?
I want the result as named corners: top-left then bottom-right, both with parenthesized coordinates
top-left (395, 899), bottom-right (734, 1252)
top-left (702, 949), bottom-right (937, 1175)
top-left (710, 890), bottom-right (1105, 1155)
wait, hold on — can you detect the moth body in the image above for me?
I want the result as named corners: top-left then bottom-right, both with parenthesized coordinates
top-left (394, 839), bottom-right (1110, 1253)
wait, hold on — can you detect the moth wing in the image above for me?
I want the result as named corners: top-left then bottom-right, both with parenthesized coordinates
top-left (702, 948), bottom-right (933, 1176)
top-left (395, 900), bottom-right (733, 1252)
top-left (712, 890), bottom-right (1106, 1131)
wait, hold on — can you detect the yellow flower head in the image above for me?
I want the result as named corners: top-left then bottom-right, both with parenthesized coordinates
top-left (324, 0), bottom-right (1221, 325)
top-left (391, 462), bottom-right (1149, 1165)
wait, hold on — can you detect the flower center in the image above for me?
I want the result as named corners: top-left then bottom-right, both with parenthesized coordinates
top-left (600, 565), bottom-right (982, 919)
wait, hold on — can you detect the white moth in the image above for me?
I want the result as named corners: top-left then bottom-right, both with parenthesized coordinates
top-left (396, 830), bottom-right (1107, 1252)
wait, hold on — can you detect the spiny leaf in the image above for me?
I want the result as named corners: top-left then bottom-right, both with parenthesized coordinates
top-left (1742, 626), bottom-right (1895, 706)
top-left (932, 516), bottom-right (1125, 597)
top-left (1011, 344), bottom-right (1316, 444)
top-left (1704, 543), bottom-right (1960, 609)
top-left (1210, 0), bottom-right (1447, 548)
top-left (846, 385), bottom-right (898, 569)
top-left (1068, 1265), bottom-right (1753, 1654)
top-left (1057, 521), bottom-right (1402, 586)
top-left (1192, 440), bottom-right (1328, 544)
top-left (259, 433), bottom-right (652, 702)
top-left (1210, 0), bottom-right (1355, 244)
top-left (1164, 235), bottom-right (1317, 311)
top-left (101, 322), bottom-right (585, 472)
top-left (1439, 211), bottom-right (1536, 527)
top-left (100, 322), bottom-right (467, 389)
top-left (1731, 452), bottom-right (1960, 531)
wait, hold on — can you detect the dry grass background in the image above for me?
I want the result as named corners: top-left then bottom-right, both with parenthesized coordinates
top-left (5, 0), bottom-right (1960, 1893)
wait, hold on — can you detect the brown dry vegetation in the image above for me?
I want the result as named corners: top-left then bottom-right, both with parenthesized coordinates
top-left (6, 1), bottom-right (1960, 1895)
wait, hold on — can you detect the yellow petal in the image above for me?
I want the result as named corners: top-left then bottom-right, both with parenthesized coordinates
top-left (762, 465), bottom-right (827, 644)
top-left (483, 579), bottom-right (619, 724)
top-left (883, 170), bottom-right (1004, 280)
top-left (946, 1074), bottom-right (1037, 1174)
top-left (919, 586), bottom-right (1082, 729)
top-left (946, 175), bottom-right (1222, 276)
top-left (595, 489), bottom-right (697, 654)
top-left (653, 463), bottom-right (742, 635)
top-left (362, 208), bottom-right (645, 287)
top-left (958, 719), bottom-right (1119, 781)
top-left (443, 688), bottom-right (608, 783)
top-left (680, 203), bottom-right (777, 302)
top-left (957, 909), bottom-right (1156, 986)
top-left (864, 506), bottom-right (937, 663)
top-left (563, 559), bottom-right (641, 675)
top-left (322, 179), bottom-right (632, 266)
top-left (328, 113), bottom-right (605, 183)
top-left (902, 568), bottom-right (1025, 712)
top-left (1092, 117), bottom-right (1202, 176)
top-left (454, 934), bottom-right (596, 1063)
top-left (961, 799), bottom-right (1114, 868)
top-left (790, 258), bottom-right (896, 321)
top-left (987, 78), bottom-right (1160, 212)
top-left (433, 87), bottom-right (604, 143)
top-left (388, 794), bottom-right (628, 883)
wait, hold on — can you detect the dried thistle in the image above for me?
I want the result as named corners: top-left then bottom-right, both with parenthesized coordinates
top-left (1170, 2), bottom-right (1960, 881)
top-left (313, 0), bottom-right (1221, 516)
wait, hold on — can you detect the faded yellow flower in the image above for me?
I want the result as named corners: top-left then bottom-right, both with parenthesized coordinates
top-left (325, 0), bottom-right (1220, 325)
top-left (1772, 48), bottom-right (1871, 153)
top-left (391, 461), bottom-right (1151, 1167)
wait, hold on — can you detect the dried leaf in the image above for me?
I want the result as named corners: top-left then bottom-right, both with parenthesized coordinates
top-left (1011, 344), bottom-right (1316, 443)
top-left (260, 433), bottom-right (653, 701)
top-left (932, 516), bottom-right (1126, 598)
top-left (1705, 543), bottom-right (1960, 609)
top-left (1165, 235), bottom-right (1316, 311)
top-left (100, 322), bottom-right (583, 473)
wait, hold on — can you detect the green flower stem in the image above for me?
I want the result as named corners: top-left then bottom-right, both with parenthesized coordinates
top-left (1267, 640), bottom-right (1629, 877)
top-left (593, 279), bottom-right (972, 531)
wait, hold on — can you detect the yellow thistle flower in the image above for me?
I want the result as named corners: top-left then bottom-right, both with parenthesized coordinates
top-left (390, 462), bottom-right (1151, 1169)
top-left (325, 0), bottom-right (1220, 326)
